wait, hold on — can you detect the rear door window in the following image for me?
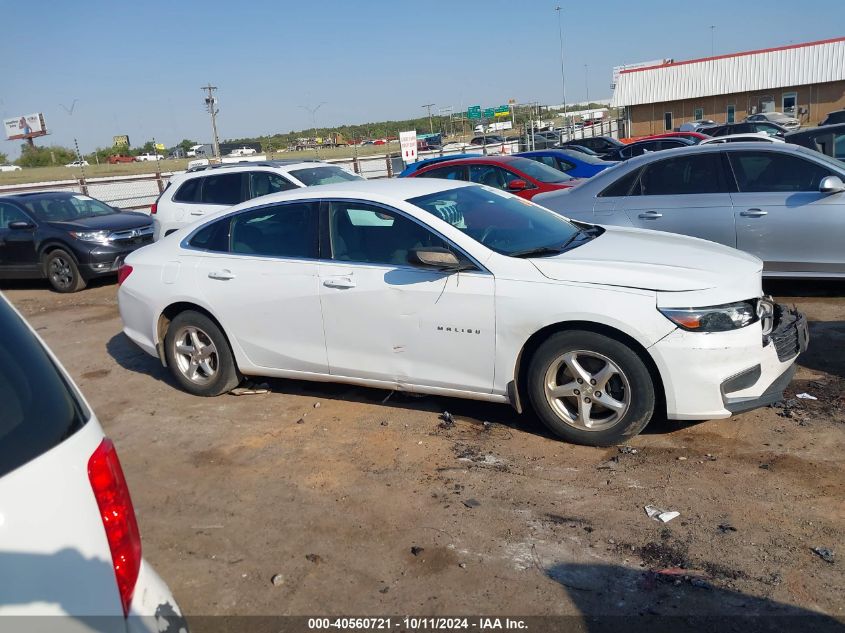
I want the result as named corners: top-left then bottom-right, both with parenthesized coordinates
top-left (416, 165), bottom-right (467, 181)
top-left (0, 299), bottom-right (87, 478)
top-left (728, 151), bottom-right (832, 192)
top-left (230, 202), bottom-right (319, 259)
top-left (249, 171), bottom-right (297, 198)
top-left (199, 173), bottom-right (246, 205)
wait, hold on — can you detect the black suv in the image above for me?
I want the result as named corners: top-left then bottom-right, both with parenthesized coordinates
top-left (559, 136), bottom-right (625, 158)
top-left (786, 123), bottom-right (845, 161)
top-left (0, 192), bottom-right (153, 292)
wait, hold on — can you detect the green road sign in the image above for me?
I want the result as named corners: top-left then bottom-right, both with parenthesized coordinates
top-left (467, 105), bottom-right (482, 120)
top-left (494, 105), bottom-right (510, 117)
top-left (483, 108), bottom-right (495, 119)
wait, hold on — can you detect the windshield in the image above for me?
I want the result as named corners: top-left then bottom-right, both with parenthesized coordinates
top-left (507, 157), bottom-right (573, 183)
top-left (558, 150), bottom-right (606, 165)
top-left (289, 166), bottom-right (362, 186)
top-left (23, 195), bottom-right (116, 222)
top-left (408, 184), bottom-right (581, 256)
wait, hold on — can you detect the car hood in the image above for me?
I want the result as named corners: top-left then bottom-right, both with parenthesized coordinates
top-left (47, 211), bottom-right (152, 232)
top-left (530, 225), bottom-right (763, 295)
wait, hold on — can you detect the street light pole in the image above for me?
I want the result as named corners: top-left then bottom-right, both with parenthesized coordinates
top-left (299, 102), bottom-right (326, 153)
top-left (555, 7), bottom-right (568, 137)
top-left (584, 64), bottom-right (589, 104)
top-left (710, 25), bottom-right (716, 56)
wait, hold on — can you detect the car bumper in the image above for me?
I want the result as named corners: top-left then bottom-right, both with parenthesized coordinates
top-left (126, 559), bottom-right (189, 633)
top-left (78, 241), bottom-right (153, 278)
top-left (651, 304), bottom-right (808, 420)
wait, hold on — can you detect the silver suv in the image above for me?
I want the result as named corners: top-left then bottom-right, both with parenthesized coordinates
top-left (152, 160), bottom-right (363, 240)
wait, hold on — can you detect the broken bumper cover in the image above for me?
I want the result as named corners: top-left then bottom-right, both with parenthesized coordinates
top-left (650, 304), bottom-right (808, 420)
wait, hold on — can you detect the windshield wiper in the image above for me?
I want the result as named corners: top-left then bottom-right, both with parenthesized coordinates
top-left (509, 245), bottom-right (567, 258)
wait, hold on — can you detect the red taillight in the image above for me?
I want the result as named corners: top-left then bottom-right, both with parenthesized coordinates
top-left (88, 438), bottom-right (141, 617)
top-left (150, 202), bottom-right (157, 214)
top-left (117, 264), bottom-right (133, 285)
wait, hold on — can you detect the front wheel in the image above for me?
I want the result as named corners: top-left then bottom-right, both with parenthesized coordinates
top-left (527, 330), bottom-right (655, 446)
top-left (164, 311), bottom-right (241, 396)
top-left (44, 249), bottom-right (87, 293)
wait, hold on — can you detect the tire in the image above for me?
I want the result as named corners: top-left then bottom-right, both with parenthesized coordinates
top-left (526, 330), bottom-right (655, 446)
top-left (164, 310), bottom-right (241, 396)
top-left (44, 249), bottom-right (87, 293)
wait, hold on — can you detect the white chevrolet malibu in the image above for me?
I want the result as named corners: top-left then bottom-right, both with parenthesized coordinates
top-left (0, 293), bottom-right (186, 632)
top-left (118, 180), bottom-right (807, 446)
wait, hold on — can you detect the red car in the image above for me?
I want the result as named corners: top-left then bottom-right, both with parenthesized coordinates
top-left (408, 155), bottom-right (579, 200)
top-left (635, 131), bottom-right (709, 143)
top-left (107, 154), bottom-right (136, 164)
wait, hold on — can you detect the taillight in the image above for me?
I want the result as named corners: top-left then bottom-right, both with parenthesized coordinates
top-left (117, 264), bottom-right (133, 285)
top-left (88, 438), bottom-right (142, 617)
top-left (150, 202), bottom-right (157, 214)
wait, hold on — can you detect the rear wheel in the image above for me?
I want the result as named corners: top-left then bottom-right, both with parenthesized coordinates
top-left (164, 311), bottom-right (240, 396)
top-left (44, 249), bottom-right (86, 293)
top-left (527, 330), bottom-right (655, 446)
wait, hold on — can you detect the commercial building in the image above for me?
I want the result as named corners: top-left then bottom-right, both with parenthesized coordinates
top-left (611, 37), bottom-right (845, 137)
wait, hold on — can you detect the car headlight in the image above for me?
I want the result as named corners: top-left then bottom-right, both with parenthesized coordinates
top-left (659, 300), bottom-right (758, 332)
top-left (70, 230), bottom-right (111, 244)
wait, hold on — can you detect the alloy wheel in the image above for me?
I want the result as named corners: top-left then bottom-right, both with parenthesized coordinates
top-left (172, 325), bottom-right (219, 385)
top-left (49, 256), bottom-right (73, 289)
top-left (543, 350), bottom-right (631, 431)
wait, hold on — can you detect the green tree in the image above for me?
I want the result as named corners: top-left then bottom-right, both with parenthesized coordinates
top-left (0, 152), bottom-right (8, 164)
top-left (178, 139), bottom-right (197, 153)
top-left (17, 144), bottom-right (77, 168)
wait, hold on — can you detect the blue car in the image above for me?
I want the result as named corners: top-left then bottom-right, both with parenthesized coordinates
top-left (398, 153), bottom-right (478, 177)
top-left (517, 149), bottom-right (612, 179)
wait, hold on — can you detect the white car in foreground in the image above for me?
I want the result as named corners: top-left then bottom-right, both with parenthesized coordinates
top-left (118, 180), bottom-right (807, 445)
top-left (151, 161), bottom-right (363, 240)
top-left (0, 294), bottom-right (186, 631)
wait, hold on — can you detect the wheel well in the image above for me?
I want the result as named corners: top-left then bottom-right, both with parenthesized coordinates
top-left (157, 302), bottom-right (236, 366)
top-left (39, 242), bottom-right (78, 273)
top-left (514, 321), bottom-right (666, 418)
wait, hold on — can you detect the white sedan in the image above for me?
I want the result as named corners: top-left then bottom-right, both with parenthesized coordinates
top-left (0, 164), bottom-right (22, 172)
top-left (699, 133), bottom-right (785, 145)
top-left (65, 160), bottom-right (90, 167)
top-left (0, 293), bottom-right (186, 631)
top-left (118, 180), bottom-right (806, 445)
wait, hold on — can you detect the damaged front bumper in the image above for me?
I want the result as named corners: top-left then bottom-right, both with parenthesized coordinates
top-left (650, 303), bottom-right (808, 420)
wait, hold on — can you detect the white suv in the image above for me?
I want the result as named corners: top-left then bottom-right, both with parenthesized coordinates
top-left (0, 292), bottom-right (186, 631)
top-left (151, 160), bottom-right (363, 240)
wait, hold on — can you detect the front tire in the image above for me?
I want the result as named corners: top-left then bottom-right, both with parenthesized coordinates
top-left (164, 311), bottom-right (241, 396)
top-left (527, 330), bottom-right (655, 446)
top-left (44, 249), bottom-right (87, 293)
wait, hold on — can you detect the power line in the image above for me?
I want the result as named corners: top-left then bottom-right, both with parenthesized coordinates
top-left (421, 103), bottom-right (435, 134)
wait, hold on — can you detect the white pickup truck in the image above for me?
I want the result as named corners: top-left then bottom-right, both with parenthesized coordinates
top-left (135, 153), bottom-right (164, 162)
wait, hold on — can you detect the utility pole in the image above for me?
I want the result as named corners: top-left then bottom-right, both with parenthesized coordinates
top-left (554, 7), bottom-right (569, 139)
top-left (201, 83), bottom-right (220, 160)
top-left (584, 64), bottom-right (589, 104)
top-left (299, 102), bottom-right (326, 155)
top-left (421, 103), bottom-right (435, 134)
top-left (710, 25), bottom-right (716, 56)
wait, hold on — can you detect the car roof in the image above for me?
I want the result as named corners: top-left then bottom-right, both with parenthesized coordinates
top-left (242, 177), bottom-right (471, 203)
top-left (414, 155), bottom-right (522, 170)
top-left (787, 122), bottom-right (845, 137)
top-left (0, 190), bottom-right (79, 203)
top-left (185, 159), bottom-right (324, 173)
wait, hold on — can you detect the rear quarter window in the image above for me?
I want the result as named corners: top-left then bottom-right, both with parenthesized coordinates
top-left (0, 299), bottom-right (88, 478)
top-left (172, 178), bottom-right (201, 203)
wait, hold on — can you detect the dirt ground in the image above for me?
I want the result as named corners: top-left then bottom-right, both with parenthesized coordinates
top-left (3, 277), bottom-right (843, 627)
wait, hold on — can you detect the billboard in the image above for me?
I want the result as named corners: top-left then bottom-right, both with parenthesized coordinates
top-left (113, 135), bottom-right (130, 147)
top-left (4, 113), bottom-right (47, 141)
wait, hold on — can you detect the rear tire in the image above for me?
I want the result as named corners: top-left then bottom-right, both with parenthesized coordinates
top-left (527, 330), bottom-right (655, 446)
top-left (44, 249), bottom-right (87, 293)
top-left (164, 310), bottom-right (241, 396)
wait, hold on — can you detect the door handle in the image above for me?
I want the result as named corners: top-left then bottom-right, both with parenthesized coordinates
top-left (740, 208), bottom-right (768, 217)
top-left (323, 277), bottom-right (356, 289)
top-left (637, 211), bottom-right (663, 219)
top-left (190, 211), bottom-right (205, 216)
top-left (208, 269), bottom-right (236, 280)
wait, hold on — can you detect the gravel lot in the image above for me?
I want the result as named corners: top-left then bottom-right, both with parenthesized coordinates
top-left (3, 278), bottom-right (843, 626)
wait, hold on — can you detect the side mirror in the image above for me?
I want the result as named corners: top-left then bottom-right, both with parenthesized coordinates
top-left (8, 220), bottom-right (34, 230)
top-left (507, 179), bottom-right (528, 191)
top-left (819, 175), bottom-right (845, 193)
top-left (407, 247), bottom-right (467, 271)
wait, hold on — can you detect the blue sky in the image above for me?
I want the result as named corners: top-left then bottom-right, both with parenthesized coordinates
top-left (2, 0), bottom-right (844, 157)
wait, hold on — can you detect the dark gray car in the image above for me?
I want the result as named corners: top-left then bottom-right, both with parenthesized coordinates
top-left (534, 143), bottom-right (845, 278)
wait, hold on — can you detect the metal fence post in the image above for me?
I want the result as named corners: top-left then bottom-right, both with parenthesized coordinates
top-left (352, 156), bottom-right (360, 174)
top-left (385, 155), bottom-right (393, 178)
top-left (77, 176), bottom-right (88, 196)
top-left (155, 172), bottom-right (165, 193)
